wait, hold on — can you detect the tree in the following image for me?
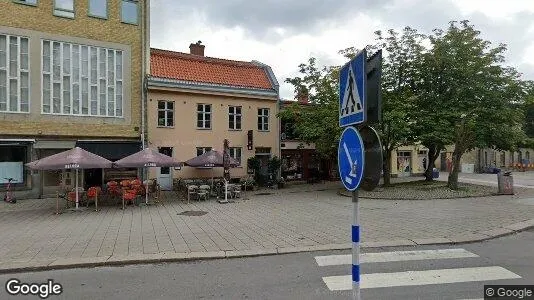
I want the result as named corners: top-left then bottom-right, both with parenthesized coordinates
top-left (420, 20), bottom-right (526, 189)
top-left (279, 58), bottom-right (342, 159)
top-left (339, 28), bottom-right (424, 185)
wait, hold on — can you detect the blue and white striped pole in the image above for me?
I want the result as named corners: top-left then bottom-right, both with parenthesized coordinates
top-left (352, 189), bottom-right (360, 299)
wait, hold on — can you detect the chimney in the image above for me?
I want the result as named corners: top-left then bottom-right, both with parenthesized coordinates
top-left (189, 40), bottom-right (205, 56)
top-left (297, 88), bottom-right (309, 104)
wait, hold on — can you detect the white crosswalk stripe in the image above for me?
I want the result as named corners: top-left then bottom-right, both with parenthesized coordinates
top-left (315, 248), bottom-right (522, 293)
top-left (322, 266), bottom-right (520, 291)
top-left (315, 248), bottom-right (479, 266)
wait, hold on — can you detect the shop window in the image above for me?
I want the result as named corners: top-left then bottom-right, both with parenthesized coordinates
top-left (0, 145), bottom-right (26, 184)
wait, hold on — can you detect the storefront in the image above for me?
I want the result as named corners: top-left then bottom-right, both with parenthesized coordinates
top-left (76, 140), bottom-right (142, 187)
top-left (0, 140), bottom-right (32, 189)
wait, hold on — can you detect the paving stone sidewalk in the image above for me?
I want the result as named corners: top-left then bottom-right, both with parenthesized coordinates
top-left (0, 181), bottom-right (534, 273)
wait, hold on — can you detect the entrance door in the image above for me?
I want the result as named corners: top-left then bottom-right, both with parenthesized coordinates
top-left (158, 147), bottom-right (173, 191)
top-left (397, 151), bottom-right (411, 177)
top-left (417, 150), bottom-right (427, 174)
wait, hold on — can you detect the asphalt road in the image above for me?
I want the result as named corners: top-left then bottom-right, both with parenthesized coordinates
top-left (1, 229), bottom-right (533, 300)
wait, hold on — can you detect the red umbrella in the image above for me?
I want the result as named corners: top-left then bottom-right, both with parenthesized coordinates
top-left (114, 148), bottom-right (183, 205)
top-left (26, 147), bottom-right (112, 209)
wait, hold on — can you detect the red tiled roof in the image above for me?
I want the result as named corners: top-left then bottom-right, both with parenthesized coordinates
top-left (150, 48), bottom-right (275, 90)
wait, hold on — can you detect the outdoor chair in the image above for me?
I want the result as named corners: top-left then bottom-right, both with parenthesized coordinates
top-left (187, 185), bottom-right (198, 203)
top-left (222, 183), bottom-right (234, 199)
top-left (152, 184), bottom-right (164, 204)
top-left (197, 186), bottom-right (210, 201)
top-left (86, 186), bottom-right (102, 211)
top-left (67, 187), bottom-right (86, 208)
top-left (232, 185), bottom-right (241, 198)
top-left (121, 187), bottom-right (137, 210)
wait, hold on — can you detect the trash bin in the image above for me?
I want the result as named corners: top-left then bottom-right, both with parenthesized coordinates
top-left (432, 168), bottom-right (439, 178)
top-left (497, 171), bottom-right (514, 195)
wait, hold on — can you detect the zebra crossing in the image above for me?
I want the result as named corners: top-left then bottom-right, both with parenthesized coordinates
top-left (315, 248), bottom-right (521, 295)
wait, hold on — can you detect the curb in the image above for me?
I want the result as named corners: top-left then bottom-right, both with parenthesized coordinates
top-left (336, 189), bottom-right (500, 200)
top-left (0, 219), bottom-right (532, 274)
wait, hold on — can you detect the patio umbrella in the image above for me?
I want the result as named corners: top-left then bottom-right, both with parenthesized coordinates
top-left (113, 148), bottom-right (183, 205)
top-left (184, 150), bottom-right (239, 168)
top-left (26, 147), bottom-right (113, 209)
top-left (184, 150), bottom-right (239, 202)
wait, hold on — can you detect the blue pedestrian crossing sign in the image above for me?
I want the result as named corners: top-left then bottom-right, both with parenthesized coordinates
top-left (339, 49), bottom-right (366, 127)
top-left (338, 127), bottom-right (365, 191)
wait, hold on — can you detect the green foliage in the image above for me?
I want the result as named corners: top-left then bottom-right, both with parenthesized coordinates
top-left (415, 20), bottom-right (527, 188)
top-left (267, 156), bottom-right (282, 178)
top-left (281, 19), bottom-right (532, 190)
top-left (279, 58), bottom-right (342, 158)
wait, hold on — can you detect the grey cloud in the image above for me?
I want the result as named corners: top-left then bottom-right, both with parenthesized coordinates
top-left (363, 0), bottom-right (534, 78)
top-left (149, 0), bottom-right (534, 81)
top-left (150, 0), bottom-right (394, 41)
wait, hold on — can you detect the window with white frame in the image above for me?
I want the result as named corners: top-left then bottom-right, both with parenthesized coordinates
top-left (121, 0), bottom-right (138, 24)
top-left (0, 34), bottom-right (29, 113)
top-left (229, 147), bottom-right (242, 166)
top-left (196, 147), bottom-right (212, 157)
top-left (89, 0), bottom-right (107, 18)
top-left (157, 101), bottom-right (174, 127)
top-left (42, 40), bottom-right (123, 117)
top-left (228, 105), bottom-right (242, 130)
top-left (197, 103), bottom-right (211, 129)
top-left (13, 0), bottom-right (38, 5)
top-left (54, 0), bottom-right (74, 18)
top-left (258, 108), bottom-right (269, 131)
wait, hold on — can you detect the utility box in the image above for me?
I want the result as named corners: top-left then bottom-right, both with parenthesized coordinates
top-left (497, 171), bottom-right (514, 195)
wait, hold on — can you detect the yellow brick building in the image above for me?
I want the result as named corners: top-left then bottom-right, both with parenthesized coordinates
top-left (0, 0), bottom-right (149, 198)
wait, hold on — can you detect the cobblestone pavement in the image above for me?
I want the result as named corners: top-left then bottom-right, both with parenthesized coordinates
top-left (0, 180), bottom-right (533, 271)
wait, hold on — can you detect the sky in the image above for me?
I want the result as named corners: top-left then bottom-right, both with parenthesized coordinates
top-left (150, 0), bottom-right (534, 99)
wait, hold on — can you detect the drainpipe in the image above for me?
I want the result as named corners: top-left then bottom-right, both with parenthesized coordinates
top-left (140, 0), bottom-right (150, 150)
top-left (140, 0), bottom-right (150, 182)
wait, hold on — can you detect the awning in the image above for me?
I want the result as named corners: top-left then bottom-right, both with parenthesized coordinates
top-left (76, 141), bottom-right (142, 162)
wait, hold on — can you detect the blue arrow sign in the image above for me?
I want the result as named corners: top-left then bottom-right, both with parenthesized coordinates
top-left (339, 49), bottom-right (366, 127)
top-left (338, 126), bottom-right (365, 191)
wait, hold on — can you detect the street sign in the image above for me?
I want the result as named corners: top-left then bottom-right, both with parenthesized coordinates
top-left (359, 125), bottom-right (383, 191)
top-left (338, 126), bottom-right (365, 191)
top-left (339, 49), bottom-right (366, 127)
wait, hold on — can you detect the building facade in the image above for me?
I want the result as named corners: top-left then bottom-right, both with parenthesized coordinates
top-left (280, 97), bottom-right (336, 182)
top-left (0, 0), bottom-right (149, 198)
top-left (147, 43), bottom-right (280, 190)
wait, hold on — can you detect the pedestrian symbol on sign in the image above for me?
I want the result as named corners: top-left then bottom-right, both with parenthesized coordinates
top-left (341, 66), bottom-right (363, 117)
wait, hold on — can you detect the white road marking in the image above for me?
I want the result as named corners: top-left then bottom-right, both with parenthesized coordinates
top-left (322, 266), bottom-right (521, 291)
top-left (315, 248), bottom-right (478, 267)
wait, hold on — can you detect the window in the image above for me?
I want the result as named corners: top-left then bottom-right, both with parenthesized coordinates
top-left (54, 0), bottom-right (74, 18)
top-left (157, 101), bottom-right (174, 127)
top-left (258, 108), bottom-right (269, 131)
top-left (197, 104), bottom-right (211, 129)
top-left (229, 147), bottom-right (242, 166)
top-left (0, 34), bottom-right (30, 113)
top-left (229, 105), bottom-right (241, 130)
top-left (42, 40), bottom-right (123, 117)
top-left (196, 147), bottom-right (212, 157)
top-left (13, 0), bottom-right (38, 6)
top-left (121, 0), bottom-right (138, 24)
top-left (89, 0), bottom-right (107, 19)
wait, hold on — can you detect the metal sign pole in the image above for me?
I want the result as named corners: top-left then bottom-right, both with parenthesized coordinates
top-left (352, 189), bottom-right (360, 300)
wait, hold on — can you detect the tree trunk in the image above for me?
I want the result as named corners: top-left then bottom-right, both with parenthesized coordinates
top-left (382, 148), bottom-right (392, 187)
top-left (424, 144), bottom-right (441, 181)
top-left (447, 147), bottom-right (463, 190)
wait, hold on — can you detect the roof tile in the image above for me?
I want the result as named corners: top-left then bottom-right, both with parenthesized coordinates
top-left (150, 48), bottom-right (275, 90)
